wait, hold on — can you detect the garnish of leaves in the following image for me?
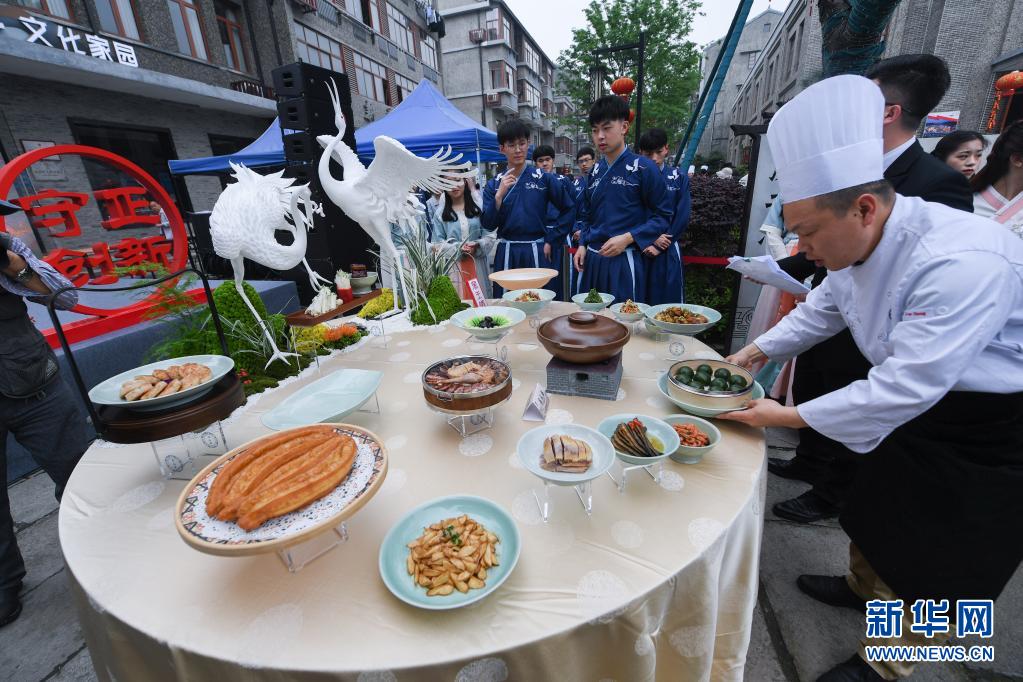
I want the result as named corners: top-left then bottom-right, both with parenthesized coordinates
top-left (443, 524), bottom-right (463, 546)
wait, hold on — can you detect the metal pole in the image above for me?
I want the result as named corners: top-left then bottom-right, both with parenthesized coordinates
top-left (634, 31), bottom-right (646, 145)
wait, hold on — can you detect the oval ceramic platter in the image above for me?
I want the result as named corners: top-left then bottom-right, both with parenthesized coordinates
top-left (260, 369), bottom-right (383, 431)
top-left (89, 354), bottom-right (234, 413)
top-left (175, 423), bottom-right (387, 556)
top-left (379, 495), bottom-right (521, 610)
top-left (656, 372), bottom-right (765, 418)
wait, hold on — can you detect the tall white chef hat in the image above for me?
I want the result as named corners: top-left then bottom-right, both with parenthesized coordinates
top-left (767, 74), bottom-right (884, 204)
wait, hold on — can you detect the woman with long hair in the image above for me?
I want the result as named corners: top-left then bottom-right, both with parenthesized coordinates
top-left (972, 120), bottom-right (1023, 238)
top-left (430, 178), bottom-right (496, 298)
top-left (931, 130), bottom-right (987, 179)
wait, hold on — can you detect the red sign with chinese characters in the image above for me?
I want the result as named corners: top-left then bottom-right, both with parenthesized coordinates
top-left (0, 144), bottom-right (196, 346)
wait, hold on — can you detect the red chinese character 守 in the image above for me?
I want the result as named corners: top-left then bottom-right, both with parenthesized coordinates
top-left (14, 190), bottom-right (90, 238)
top-left (94, 186), bottom-right (160, 230)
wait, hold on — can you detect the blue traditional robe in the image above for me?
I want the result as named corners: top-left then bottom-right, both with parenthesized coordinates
top-left (543, 173), bottom-right (577, 300)
top-left (482, 165), bottom-right (575, 298)
top-left (645, 164), bottom-right (692, 305)
top-left (576, 147), bottom-right (672, 304)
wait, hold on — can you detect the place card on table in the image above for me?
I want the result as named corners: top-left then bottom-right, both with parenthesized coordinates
top-left (522, 384), bottom-right (549, 421)
top-left (467, 278), bottom-right (487, 307)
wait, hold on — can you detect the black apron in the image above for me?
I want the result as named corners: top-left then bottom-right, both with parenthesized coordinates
top-left (0, 287), bottom-right (59, 399)
top-left (840, 390), bottom-right (1023, 604)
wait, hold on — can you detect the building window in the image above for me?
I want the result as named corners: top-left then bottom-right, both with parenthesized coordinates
top-left (17, 0), bottom-right (70, 19)
top-left (518, 79), bottom-right (540, 108)
top-left (386, 3), bottom-right (413, 54)
top-left (746, 51), bottom-right (759, 69)
top-left (167, 0), bottom-right (208, 60)
top-left (785, 33), bottom-right (796, 74)
top-left (394, 73), bottom-right (415, 103)
top-left (354, 52), bottom-right (389, 103)
top-left (361, 0), bottom-right (380, 31)
top-left (215, 0), bottom-right (250, 72)
top-left (341, 0), bottom-right (359, 16)
top-left (421, 33), bottom-right (437, 70)
top-left (763, 22), bottom-right (771, 33)
top-left (489, 60), bottom-right (513, 89)
top-left (485, 8), bottom-right (510, 41)
top-left (795, 21), bottom-right (805, 72)
top-left (522, 42), bottom-right (541, 75)
top-left (295, 22), bottom-right (344, 72)
top-left (95, 0), bottom-right (139, 39)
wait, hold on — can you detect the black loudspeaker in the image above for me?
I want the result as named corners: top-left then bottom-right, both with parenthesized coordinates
top-left (272, 61), bottom-right (343, 102)
top-left (278, 97), bottom-right (338, 135)
top-left (282, 131), bottom-right (320, 163)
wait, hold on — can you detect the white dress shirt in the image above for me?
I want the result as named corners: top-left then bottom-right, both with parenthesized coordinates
top-left (754, 195), bottom-right (1023, 452)
top-left (882, 137), bottom-right (917, 171)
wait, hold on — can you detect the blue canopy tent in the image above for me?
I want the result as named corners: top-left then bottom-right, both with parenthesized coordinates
top-left (168, 79), bottom-right (501, 176)
top-left (168, 118), bottom-right (290, 175)
top-left (354, 79), bottom-right (503, 165)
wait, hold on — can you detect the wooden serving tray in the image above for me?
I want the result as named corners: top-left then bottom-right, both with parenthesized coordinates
top-left (285, 290), bottom-right (382, 327)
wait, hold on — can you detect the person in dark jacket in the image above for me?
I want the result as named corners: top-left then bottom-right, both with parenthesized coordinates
top-left (769, 54), bottom-right (974, 524)
top-left (0, 199), bottom-right (90, 627)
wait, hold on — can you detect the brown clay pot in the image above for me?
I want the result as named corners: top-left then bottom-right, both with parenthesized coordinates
top-left (537, 312), bottom-right (631, 364)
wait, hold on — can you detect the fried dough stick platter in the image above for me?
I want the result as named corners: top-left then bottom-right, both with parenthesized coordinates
top-left (175, 423), bottom-right (388, 556)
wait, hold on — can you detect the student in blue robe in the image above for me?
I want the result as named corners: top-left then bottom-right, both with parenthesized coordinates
top-left (565, 146), bottom-right (596, 296)
top-left (532, 144), bottom-right (575, 300)
top-left (573, 96), bottom-right (673, 304)
top-left (638, 128), bottom-right (692, 304)
top-left (482, 120), bottom-right (575, 299)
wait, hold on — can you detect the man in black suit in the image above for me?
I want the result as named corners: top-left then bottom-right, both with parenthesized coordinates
top-left (769, 54), bottom-right (973, 524)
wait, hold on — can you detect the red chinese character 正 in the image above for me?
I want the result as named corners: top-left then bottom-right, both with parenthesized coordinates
top-left (94, 186), bottom-right (160, 230)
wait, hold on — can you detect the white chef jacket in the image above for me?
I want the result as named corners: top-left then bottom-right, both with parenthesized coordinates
top-left (754, 195), bottom-right (1023, 453)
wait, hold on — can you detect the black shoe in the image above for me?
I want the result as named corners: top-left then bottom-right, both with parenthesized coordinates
top-left (773, 490), bottom-right (839, 523)
top-left (0, 588), bottom-right (22, 628)
top-left (767, 456), bottom-right (816, 483)
top-left (817, 654), bottom-right (884, 681)
top-left (797, 575), bottom-right (865, 612)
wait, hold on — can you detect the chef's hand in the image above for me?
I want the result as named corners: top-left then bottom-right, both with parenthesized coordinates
top-left (599, 233), bottom-right (634, 258)
top-left (717, 399), bottom-right (807, 429)
top-left (574, 246), bottom-right (586, 271)
top-left (655, 234), bottom-right (672, 250)
top-left (642, 245), bottom-right (661, 258)
top-left (725, 343), bottom-right (766, 369)
top-left (543, 243), bottom-right (552, 261)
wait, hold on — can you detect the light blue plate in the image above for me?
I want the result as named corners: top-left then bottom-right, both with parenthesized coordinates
top-left (644, 303), bottom-right (721, 335)
top-left (260, 369), bottom-right (383, 431)
top-left (88, 354), bottom-right (234, 413)
top-left (657, 372), bottom-right (765, 418)
top-left (596, 413), bottom-right (681, 466)
top-left (662, 415), bottom-right (721, 464)
top-left (379, 495), bottom-right (520, 610)
top-left (516, 424), bottom-right (616, 486)
top-left (450, 306), bottom-right (527, 340)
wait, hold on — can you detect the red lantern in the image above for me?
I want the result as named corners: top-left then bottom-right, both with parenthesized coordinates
top-left (611, 77), bottom-right (635, 96)
top-left (988, 70), bottom-right (1023, 131)
top-left (628, 109), bottom-right (636, 123)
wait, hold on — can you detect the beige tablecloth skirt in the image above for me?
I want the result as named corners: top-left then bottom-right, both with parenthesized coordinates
top-left (59, 303), bottom-right (766, 682)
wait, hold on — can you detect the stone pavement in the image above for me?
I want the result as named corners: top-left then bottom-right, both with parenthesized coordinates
top-left (2, 431), bottom-right (1021, 681)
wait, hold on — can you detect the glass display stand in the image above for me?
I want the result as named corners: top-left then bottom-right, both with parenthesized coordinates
top-left (277, 523), bottom-right (349, 573)
top-left (446, 407), bottom-right (496, 437)
top-left (151, 421), bottom-right (229, 480)
top-left (531, 479), bottom-right (594, 523)
top-left (465, 331), bottom-right (510, 361)
top-left (358, 393), bottom-right (381, 415)
top-left (606, 460), bottom-right (663, 494)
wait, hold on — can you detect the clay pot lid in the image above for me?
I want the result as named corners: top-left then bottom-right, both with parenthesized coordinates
top-left (538, 312), bottom-right (629, 347)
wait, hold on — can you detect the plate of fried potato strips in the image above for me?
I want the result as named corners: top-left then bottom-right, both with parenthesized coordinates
top-left (379, 495), bottom-right (521, 609)
top-left (175, 424), bottom-right (388, 555)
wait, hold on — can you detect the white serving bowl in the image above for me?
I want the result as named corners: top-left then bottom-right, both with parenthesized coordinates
top-left (351, 272), bottom-right (378, 293)
top-left (450, 306), bottom-right (526, 340)
top-left (501, 288), bottom-right (556, 316)
top-left (596, 413), bottom-right (680, 467)
top-left (516, 424), bottom-right (616, 486)
top-left (571, 291), bottom-right (614, 312)
top-left (662, 415), bottom-right (721, 464)
top-left (609, 301), bottom-right (649, 323)
top-left (644, 303), bottom-right (721, 335)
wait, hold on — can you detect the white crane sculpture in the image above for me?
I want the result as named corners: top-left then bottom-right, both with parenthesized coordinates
top-left (316, 79), bottom-right (473, 316)
top-left (209, 162), bottom-right (328, 367)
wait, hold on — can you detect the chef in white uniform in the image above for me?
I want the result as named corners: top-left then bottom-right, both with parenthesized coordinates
top-left (721, 75), bottom-right (1023, 682)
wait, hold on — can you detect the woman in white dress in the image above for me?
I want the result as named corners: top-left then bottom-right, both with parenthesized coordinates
top-left (430, 179), bottom-right (497, 298)
top-left (972, 120), bottom-right (1023, 238)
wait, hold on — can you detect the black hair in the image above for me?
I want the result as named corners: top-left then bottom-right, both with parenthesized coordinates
top-left (638, 128), bottom-right (669, 152)
top-left (971, 120), bottom-right (1023, 192)
top-left (497, 119), bottom-right (530, 145)
top-left (532, 144), bottom-right (556, 162)
top-left (588, 95), bottom-right (629, 126)
top-left (865, 54), bottom-right (950, 130)
top-left (576, 146), bottom-right (595, 160)
top-left (813, 180), bottom-right (895, 216)
top-left (931, 131), bottom-right (987, 162)
top-left (441, 179), bottom-right (481, 222)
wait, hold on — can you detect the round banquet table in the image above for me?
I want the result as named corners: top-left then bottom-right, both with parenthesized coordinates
top-left (59, 302), bottom-right (767, 682)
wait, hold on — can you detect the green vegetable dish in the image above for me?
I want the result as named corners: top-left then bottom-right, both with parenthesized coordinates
top-left (674, 365), bottom-right (749, 393)
top-left (584, 288), bottom-right (603, 304)
top-left (469, 315), bottom-right (509, 329)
